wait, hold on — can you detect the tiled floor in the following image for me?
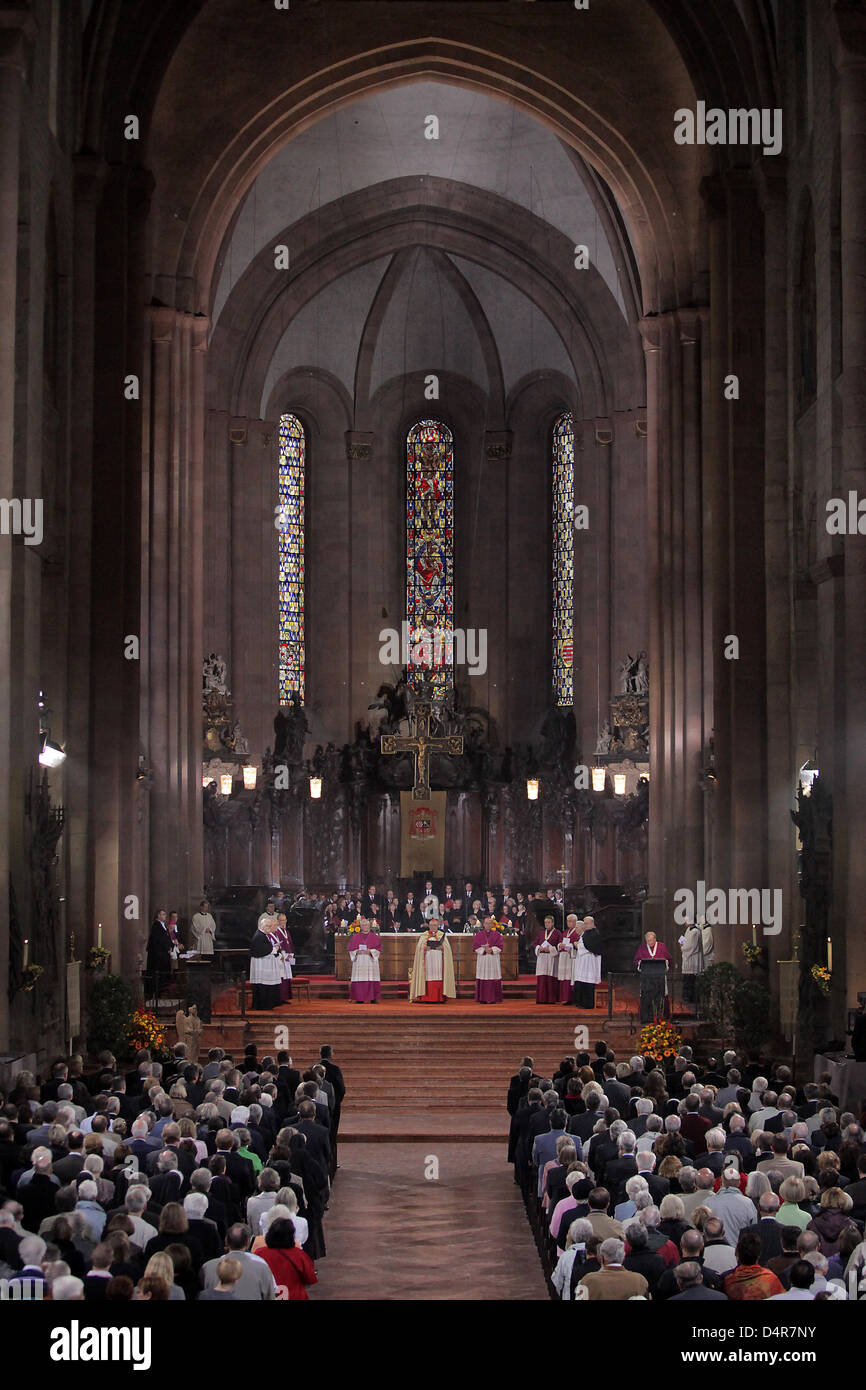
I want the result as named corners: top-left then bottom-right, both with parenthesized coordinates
top-left (310, 1144), bottom-right (549, 1301)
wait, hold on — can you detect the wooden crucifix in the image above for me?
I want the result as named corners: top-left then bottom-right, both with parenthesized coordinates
top-left (380, 700), bottom-right (463, 799)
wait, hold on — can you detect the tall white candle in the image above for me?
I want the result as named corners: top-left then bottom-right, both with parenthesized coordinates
top-left (827, 936), bottom-right (833, 973)
top-left (751, 924), bottom-right (757, 948)
top-left (97, 923), bottom-right (103, 948)
top-left (23, 939), bottom-right (28, 969)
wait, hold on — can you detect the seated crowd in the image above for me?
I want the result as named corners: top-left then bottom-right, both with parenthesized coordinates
top-left (508, 1043), bottom-right (866, 1301)
top-left (0, 1040), bottom-right (346, 1300)
top-left (322, 880), bottom-right (564, 935)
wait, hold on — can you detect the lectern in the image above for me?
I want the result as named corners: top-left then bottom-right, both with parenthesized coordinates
top-left (637, 958), bottom-right (667, 1023)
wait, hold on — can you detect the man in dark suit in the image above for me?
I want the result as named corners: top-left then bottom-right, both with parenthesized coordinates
top-left (145, 1125), bottom-right (196, 1178)
top-left (52, 1132), bottom-right (87, 1185)
top-left (704, 1129), bottom-right (728, 1177)
top-left (602, 1064), bottom-right (631, 1115)
top-left (362, 883), bottom-right (382, 919)
top-left (635, 1154), bottom-right (670, 1205)
top-left (400, 894), bottom-right (421, 932)
top-left (146, 910), bottom-right (173, 998)
top-left (149, 1152), bottom-right (188, 1208)
top-left (724, 1114), bottom-right (754, 1165)
top-left (669, 1262), bottom-right (728, 1300)
top-left (183, 1193), bottom-right (223, 1263)
top-left (461, 882), bottom-right (476, 920)
top-left (507, 1060), bottom-right (539, 1116)
top-left (510, 1089), bottom-right (543, 1187)
top-left (319, 1044), bottom-right (346, 1158)
top-left (296, 1101), bottom-right (331, 1170)
top-left (568, 1093), bottom-right (603, 1143)
top-left (654, 1230), bottom-right (725, 1299)
top-left (842, 1153), bottom-right (866, 1222)
top-left (591, 1042), bottom-right (610, 1080)
top-left (698, 1089), bottom-right (724, 1128)
top-left (743, 1192), bottom-right (784, 1263)
top-left (604, 1134), bottom-right (639, 1203)
top-left (214, 1131), bottom-right (256, 1202)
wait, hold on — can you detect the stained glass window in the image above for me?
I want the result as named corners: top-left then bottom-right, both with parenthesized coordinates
top-left (552, 412), bottom-right (575, 706)
top-left (406, 420), bottom-right (454, 696)
top-left (278, 413), bottom-right (305, 704)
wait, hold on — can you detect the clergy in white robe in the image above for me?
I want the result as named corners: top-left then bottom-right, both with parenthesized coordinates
top-left (679, 921), bottom-right (703, 1004)
top-left (473, 917), bottom-right (503, 1003)
top-left (249, 920), bottom-right (282, 1010)
top-left (534, 917), bottom-right (562, 1004)
top-left (573, 916), bottom-right (602, 1008)
top-left (190, 899), bottom-right (216, 955)
top-left (347, 919), bottom-right (382, 1003)
top-left (557, 915), bottom-right (580, 1003)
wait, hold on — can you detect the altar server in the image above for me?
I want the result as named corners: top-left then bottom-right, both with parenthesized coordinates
top-left (348, 917), bottom-right (382, 1004)
top-left (473, 915), bottom-right (504, 1004)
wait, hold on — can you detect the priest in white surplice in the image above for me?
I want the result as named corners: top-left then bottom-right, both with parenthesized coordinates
top-left (557, 914), bottom-right (580, 1003)
top-left (347, 917), bottom-right (382, 1003)
top-left (572, 915), bottom-right (602, 1009)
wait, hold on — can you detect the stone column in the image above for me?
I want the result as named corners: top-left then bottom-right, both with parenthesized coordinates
top-left (146, 307), bottom-right (209, 921)
top-left (830, 3), bottom-right (866, 1005)
top-left (0, 14), bottom-right (34, 1042)
top-left (639, 310), bottom-right (708, 944)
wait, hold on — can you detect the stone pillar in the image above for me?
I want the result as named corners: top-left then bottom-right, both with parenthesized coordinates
top-left (0, 14), bottom-right (34, 1043)
top-left (830, 3), bottom-right (866, 1006)
top-left (754, 156), bottom-right (796, 972)
top-left (702, 171), bottom-right (770, 958)
top-left (145, 306), bottom-right (209, 922)
top-left (639, 311), bottom-right (708, 944)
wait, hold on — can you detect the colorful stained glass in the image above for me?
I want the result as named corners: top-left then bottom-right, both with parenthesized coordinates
top-left (278, 413), bottom-right (305, 704)
top-left (406, 420), bottom-right (454, 696)
top-left (553, 412), bottom-right (575, 705)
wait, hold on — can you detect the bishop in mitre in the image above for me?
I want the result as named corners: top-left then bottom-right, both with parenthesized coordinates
top-left (409, 917), bottom-right (456, 1004)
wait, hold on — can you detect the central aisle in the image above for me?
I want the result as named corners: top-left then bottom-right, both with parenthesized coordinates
top-left (309, 1143), bottom-right (549, 1301)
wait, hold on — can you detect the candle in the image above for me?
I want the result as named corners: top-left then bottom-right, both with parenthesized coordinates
top-left (751, 924), bottom-right (757, 948)
top-left (827, 936), bottom-right (832, 973)
top-left (97, 923), bottom-right (103, 948)
top-left (23, 938), bottom-right (28, 969)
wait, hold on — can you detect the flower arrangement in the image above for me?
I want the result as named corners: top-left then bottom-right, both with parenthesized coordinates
top-left (492, 917), bottom-right (517, 936)
top-left (87, 945), bottom-right (112, 970)
top-left (811, 964), bottom-right (831, 995)
top-left (638, 1020), bottom-right (682, 1058)
top-left (335, 918), bottom-right (362, 936)
top-left (124, 1007), bottom-right (166, 1055)
top-left (741, 942), bottom-right (764, 966)
top-left (21, 964), bottom-right (44, 993)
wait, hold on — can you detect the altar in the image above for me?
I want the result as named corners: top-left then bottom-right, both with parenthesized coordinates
top-left (335, 932), bottom-right (518, 982)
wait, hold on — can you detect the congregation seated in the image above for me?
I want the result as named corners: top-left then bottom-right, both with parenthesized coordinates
top-left (509, 1039), bottom-right (866, 1301)
top-left (0, 1039), bottom-right (345, 1300)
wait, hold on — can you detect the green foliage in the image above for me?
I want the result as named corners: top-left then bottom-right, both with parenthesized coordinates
top-left (697, 962), bottom-right (742, 1039)
top-left (87, 974), bottom-right (135, 1057)
top-left (733, 979), bottom-right (772, 1053)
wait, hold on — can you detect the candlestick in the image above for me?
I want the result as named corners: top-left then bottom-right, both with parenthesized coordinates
top-left (827, 936), bottom-right (832, 973)
top-left (97, 923), bottom-right (103, 949)
top-left (23, 938), bottom-right (28, 969)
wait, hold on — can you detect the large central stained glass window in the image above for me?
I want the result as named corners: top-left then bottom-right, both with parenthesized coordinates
top-left (552, 412), bottom-right (574, 706)
top-left (406, 419), bottom-right (454, 696)
top-left (278, 413), bottom-right (305, 704)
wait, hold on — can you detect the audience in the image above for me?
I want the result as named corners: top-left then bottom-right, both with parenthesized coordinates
top-left (0, 1040), bottom-right (342, 1299)
top-left (516, 1040), bottom-right (862, 1301)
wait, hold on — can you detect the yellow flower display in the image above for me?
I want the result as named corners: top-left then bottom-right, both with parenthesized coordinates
top-left (638, 1021), bottom-right (682, 1059)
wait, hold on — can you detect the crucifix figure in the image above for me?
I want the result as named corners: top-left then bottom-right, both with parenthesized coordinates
top-left (380, 700), bottom-right (463, 799)
top-left (557, 864), bottom-right (568, 930)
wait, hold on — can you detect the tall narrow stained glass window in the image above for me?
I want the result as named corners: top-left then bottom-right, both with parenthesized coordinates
top-left (552, 412), bottom-right (575, 706)
top-left (406, 420), bottom-right (454, 696)
top-left (278, 413), bottom-right (305, 704)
